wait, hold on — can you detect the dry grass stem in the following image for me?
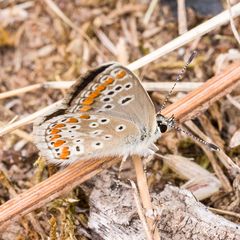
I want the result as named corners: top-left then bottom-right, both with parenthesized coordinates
top-left (0, 84), bottom-right (42, 99)
top-left (184, 120), bottom-right (234, 191)
top-left (177, 0), bottom-right (188, 34)
top-left (1, 125), bottom-right (32, 142)
top-left (227, 94), bottom-right (240, 110)
top-left (227, 0), bottom-right (240, 45)
top-left (209, 207), bottom-right (240, 219)
top-left (143, 0), bottom-right (158, 25)
top-left (95, 29), bottom-right (118, 56)
top-left (132, 155), bottom-right (160, 240)
top-left (204, 150), bottom-right (232, 192)
top-left (144, 82), bottom-right (202, 92)
top-left (0, 169), bottom-right (45, 236)
top-left (156, 154), bottom-right (221, 200)
top-left (1, 62), bottom-right (240, 138)
top-left (0, 82), bottom-right (202, 100)
top-left (0, 157), bottom-right (120, 230)
top-left (43, 0), bottom-right (105, 59)
top-left (130, 180), bottom-right (153, 240)
top-left (0, 101), bottom-right (62, 137)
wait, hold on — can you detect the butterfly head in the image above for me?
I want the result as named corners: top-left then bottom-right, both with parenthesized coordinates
top-left (156, 114), bottom-right (220, 151)
top-left (156, 114), bottom-right (174, 134)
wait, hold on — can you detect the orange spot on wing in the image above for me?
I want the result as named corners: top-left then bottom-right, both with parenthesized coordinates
top-left (54, 123), bottom-right (65, 128)
top-left (80, 105), bottom-right (91, 112)
top-left (82, 98), bottom-right (94, 105)
top-left (95, 84), bottom-right (106, 92)
top-left (54, 140), bottom-right (65, 147)
top-left (51, 134), bottom-right (61, 140)
top-left (51, 129), bottom-right (61, 134)
top-left (60, 146), bottom-right (70, 159)
top-left (87, 84), bottom-right (106, 100)
top-left (80, 114), bottom-right (90, 119)
top-left (104, 77), bottom-right (114, 85)
top-left (67, 117), bottom-right (78, 123)
top-left (116, 70), bottom-right (126, 79)
top-left (88, 91), bottom-right (100, 99)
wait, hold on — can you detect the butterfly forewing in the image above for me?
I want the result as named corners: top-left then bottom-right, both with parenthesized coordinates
top-left (65, 63), bottom-right (157, 134)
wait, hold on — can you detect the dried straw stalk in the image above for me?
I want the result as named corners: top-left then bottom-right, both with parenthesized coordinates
top-left (0, 62), bottom-right (240, 230)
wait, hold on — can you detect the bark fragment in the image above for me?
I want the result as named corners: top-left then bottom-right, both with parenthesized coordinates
top-left (89, 172), bottom-right (240, 240)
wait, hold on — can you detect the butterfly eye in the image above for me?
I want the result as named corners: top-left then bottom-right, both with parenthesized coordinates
top-left (159, 124), bottom-right (168, 133)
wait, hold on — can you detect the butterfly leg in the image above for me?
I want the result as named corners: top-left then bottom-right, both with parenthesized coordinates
top-left (118, 154), bottom-right (128, 179)
top-left (142, 149), bottom-right (155, 167)
top-left (149, 143), bottom-right (159, 152)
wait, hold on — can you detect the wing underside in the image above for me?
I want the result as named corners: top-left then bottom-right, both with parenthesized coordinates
top-left (34, 113), bottom-right (141, 165)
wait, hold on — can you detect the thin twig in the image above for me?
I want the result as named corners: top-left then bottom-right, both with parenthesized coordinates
top-left (128, 3), bottom-right (240, 71)
top-left (130, 180), bottom-right (153, 240)
top-left (0, 157), bottom-right (119, 230)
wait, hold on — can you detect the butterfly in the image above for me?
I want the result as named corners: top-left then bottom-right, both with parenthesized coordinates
top-left (33, 62), bottom-right (171, 165)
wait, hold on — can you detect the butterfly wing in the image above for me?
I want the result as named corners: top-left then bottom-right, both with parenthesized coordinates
top-left (34, 62), bottom-right (159, 164)
top-left (64, 62), bottom-right (157, 135)
top-left (34, 113), bottom-right (143, 165)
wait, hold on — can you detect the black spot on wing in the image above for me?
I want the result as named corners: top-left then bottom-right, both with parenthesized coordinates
top-left (121, 97), bottom-right (132, 104)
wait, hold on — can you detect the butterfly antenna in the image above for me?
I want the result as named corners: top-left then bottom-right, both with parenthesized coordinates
top-left (168, 122), bottom-right (220, 151)
top-left (159, 51), bottom-right (198, 113)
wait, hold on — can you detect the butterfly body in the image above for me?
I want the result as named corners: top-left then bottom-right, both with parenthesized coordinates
top-left (34, 62), bottom-right (162, 165)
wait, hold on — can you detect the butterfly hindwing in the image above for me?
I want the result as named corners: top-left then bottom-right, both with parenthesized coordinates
top-left (34, 113), bottom-right (142, 165)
